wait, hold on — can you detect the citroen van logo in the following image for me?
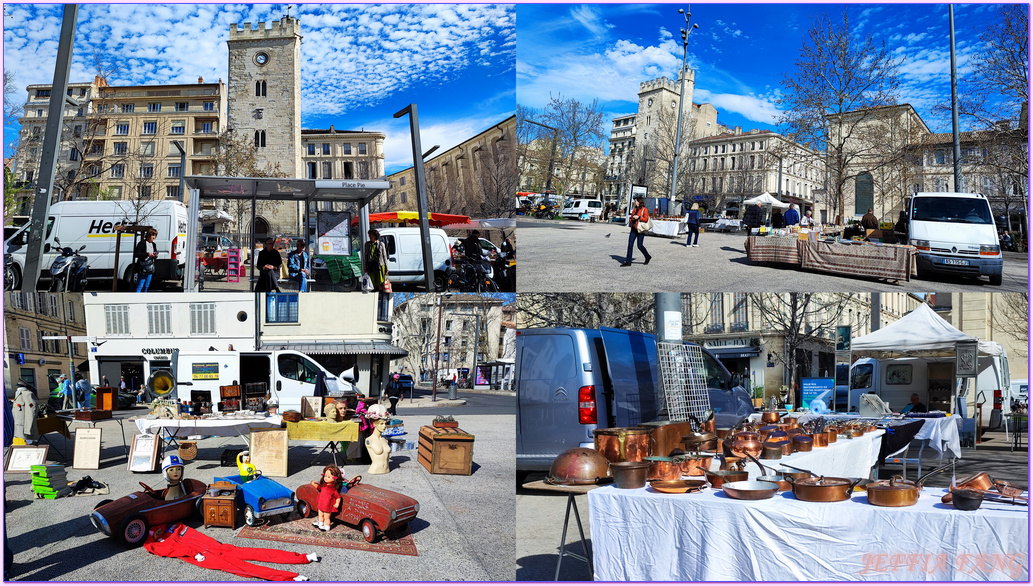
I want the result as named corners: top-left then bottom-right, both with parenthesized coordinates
top-left (554, 387), bottom-right (569, 401)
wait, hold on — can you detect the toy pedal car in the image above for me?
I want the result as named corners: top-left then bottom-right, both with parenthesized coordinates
top-left (89, 479), bottom-right (206, 547)
top-left (295, 476), bottom-right (419, 543)
top-left (214, 474), bottom-right (301, 527)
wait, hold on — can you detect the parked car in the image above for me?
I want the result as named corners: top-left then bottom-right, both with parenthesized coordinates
top-left (89, 478), bottom-right (206, 547)
top-left (295, 476), bottom-right (419, 543)
top-left (215, 474), bottom-right (300, 526)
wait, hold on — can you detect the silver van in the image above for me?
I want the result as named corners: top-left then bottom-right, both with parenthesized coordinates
top-left (516, 327), bottom-right (754, 475)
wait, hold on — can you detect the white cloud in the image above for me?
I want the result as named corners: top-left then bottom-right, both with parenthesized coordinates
top-left (693, 89), bottom-right (781, 125)
top-left (378, 112), bottom-right (509, 174)
top-left (569, 5), bottom-right (613, 38)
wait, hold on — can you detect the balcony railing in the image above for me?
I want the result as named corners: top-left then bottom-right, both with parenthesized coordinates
top-left (704, 323), bottom-right (725, 334)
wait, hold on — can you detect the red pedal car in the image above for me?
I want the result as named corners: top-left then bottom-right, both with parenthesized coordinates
top-left (295, 476), bottom-right (419, 543)
top-left (89, 479), bottom-right (206, 547)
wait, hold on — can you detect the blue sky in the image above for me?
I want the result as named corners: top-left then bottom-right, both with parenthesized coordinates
top-left (517, 3), bottom-right (1012, 151)
top-left (2, 3), bottom-right (515, 173)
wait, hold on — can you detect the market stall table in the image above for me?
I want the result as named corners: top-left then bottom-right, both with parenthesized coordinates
top-left (522, 479), bottom-right (601, 581)
top-left (740, 429), bottom-right (885, 479)
top-left (588, 484), bottom-right (1028, 581)
top-left (788, 413), bottom-right (963, 460)
top-left (62, 411), bottom-right (131, 462)
top-left (284, 419), bottom-right (360, 467)
top-left (647, 219), bottom-right (684, 238)
top-left (745, 236), bottom-right (917, 282)
top-left (132, 415), bottom-right (283, 456)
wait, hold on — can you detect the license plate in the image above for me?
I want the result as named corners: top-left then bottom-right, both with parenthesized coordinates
top-left (943, 258), bottom-right (969, 266)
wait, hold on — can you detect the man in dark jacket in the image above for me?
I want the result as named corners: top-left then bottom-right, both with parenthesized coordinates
top-left (385, 374), bottom-right (404, 416)
top-left (743, 203), bottom-right (764, 230)
top-left (861, 209), bottom-right (880, 231)
top-left (254, 238), bottom-right (282, 293)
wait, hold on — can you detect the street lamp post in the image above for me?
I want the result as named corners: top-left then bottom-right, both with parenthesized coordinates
top-left (393, 104), bottom-right (436, 290)
top-left (669, 6), bottom-right (699, 207)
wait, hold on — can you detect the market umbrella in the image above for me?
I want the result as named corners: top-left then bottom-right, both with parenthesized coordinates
top-left (352, 211), bottom-right (471, 227)
top-left (743, 192), bottom-right (790, 208)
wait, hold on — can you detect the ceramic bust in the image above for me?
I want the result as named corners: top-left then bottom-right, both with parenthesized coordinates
top-left (365, 404), bottom-right (391, 474)
top-left (162, 454), bottom-right (186, 501)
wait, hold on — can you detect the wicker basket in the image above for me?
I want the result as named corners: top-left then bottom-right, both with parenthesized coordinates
top-left (178, 441), bottom-right (198, 460)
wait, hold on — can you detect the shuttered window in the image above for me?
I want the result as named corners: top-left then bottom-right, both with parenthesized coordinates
top-left (105, 305), bottom-right (131, 335)
top-left (147, 304), bottom-right (173, 335)
top-left (19, 327), bottom-right (31, 351)
top-left (190, 303), bottom-right (217, 335)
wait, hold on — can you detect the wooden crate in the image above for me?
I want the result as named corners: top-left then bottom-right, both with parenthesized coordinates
top-left (418, 425), bottom-right (474, 476)
top-left (74, 409), bottom-right (112, 421)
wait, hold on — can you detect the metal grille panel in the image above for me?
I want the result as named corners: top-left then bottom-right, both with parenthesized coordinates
top-left (657, 342), bottom-right (710, 423)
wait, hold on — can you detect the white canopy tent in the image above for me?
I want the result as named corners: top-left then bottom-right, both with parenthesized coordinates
top-left (743, 192), bottom-right (790, 208)
top-left (851, 304), bottom-right (1003, 359)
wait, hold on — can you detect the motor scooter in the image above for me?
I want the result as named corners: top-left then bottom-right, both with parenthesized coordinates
top-left (48, 237), bottom-right (89, 292)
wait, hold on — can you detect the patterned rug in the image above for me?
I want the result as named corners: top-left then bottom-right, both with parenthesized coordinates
top-left (237, 513), bottom-right (417, 556)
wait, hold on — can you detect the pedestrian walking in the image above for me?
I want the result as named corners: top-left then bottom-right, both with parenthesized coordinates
top-left (684, 202), bottom-right (701, 247)
top-left (58, 375), bottom-right (74, 410)
top-left (134, 229), bottom-right (159, 292)
top-left (73, 373), bottom-right (91, 410)
top-left (620, 196), bottom-right (651, 267)
top-left (385, 374), bottom-right (403, 416)
top-left (101, 375), bottom-right (110, 388)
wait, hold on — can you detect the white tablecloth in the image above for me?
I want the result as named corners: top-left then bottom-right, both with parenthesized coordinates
top-left (133, 415), bottom-right (283, 438)
top-left (648, 219), bottom-right (683, 237)
top-left (588, 485), bottom-right (1029, 581)
top-left (742, 429), bottom-right (885, 479)
top-left (778, 413), bottom-right (963, 459)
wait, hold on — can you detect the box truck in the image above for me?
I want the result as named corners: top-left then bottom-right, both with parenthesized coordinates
top-left (146, 349), bottom-right (355, 414)
top-left (6, 200), bottom-right (188, 290)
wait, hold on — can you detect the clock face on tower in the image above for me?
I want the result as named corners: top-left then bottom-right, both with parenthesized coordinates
top-left (255, 52), bottom-right (269, 66)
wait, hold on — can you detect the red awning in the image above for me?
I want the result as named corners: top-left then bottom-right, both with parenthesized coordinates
top-left (351, 211), bottom-right (471, 227)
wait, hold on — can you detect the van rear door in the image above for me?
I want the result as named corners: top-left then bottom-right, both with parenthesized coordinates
top-left (598, 327), bottom-right (659, 426)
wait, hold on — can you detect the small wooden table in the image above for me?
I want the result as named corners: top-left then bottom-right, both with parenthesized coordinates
top-left (522, 479), bottom-right (605, 581)
top-left (202, 482), bottom-right (239, 529)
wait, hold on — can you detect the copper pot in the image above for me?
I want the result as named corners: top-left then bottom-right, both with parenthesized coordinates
top-left (547, 447), bottom-right (612, 485)
top-left (725, 433), bottom-right (763, 459)
top-left (644, 456), bottom-right (681, 481)
top-left (765, 430), bottom-right (790, 444)
top-left (761, 411), bottom-right (781, 423)
top-left (736, 431), bottom-right (761, 442)
top-left (789, 476), bottom-right (862, 502)
top-left (705, 469), bottom-right (748, 487)
top-left (679, 454), bottom-right (714, 477)
top-left (782, 415), bottom-right (799, 426)
top-left (777, 468), bottom-right (813, 482)
top-left (722, 456), bottom-right (745, 472)
top-left (715, 427), bottom-right (733, 439)
top-left (758, 425), bottom-right (781, 440)
top-left (610, 461), bottom-right (651, 489)
top-left (761, 443), bottom-right (783, 460)
top-left (792, 435), bottom-right (813, 452)
top-left (594, 427), bottom-right (652, 463)
top-left (810, 432), bottom-right (829, 448)
top-left (826, 429), bottom-right (838, 443)
top-left (866, 466), bottom-right (946, 507)
top-left (953, 472), bottom-right (995, 492)
top-left (682, 431), bottom-right (718, 453)
top-left (769, 440), bottom-right (793, 456)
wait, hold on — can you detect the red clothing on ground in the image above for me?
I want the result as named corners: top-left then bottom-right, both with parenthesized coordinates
top-left (144, 523), bottom-right (311, 581)
top-left (317, 484), bottom-right (341, 513)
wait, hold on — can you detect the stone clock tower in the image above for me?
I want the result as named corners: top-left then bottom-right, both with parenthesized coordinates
top-left (227, 16), bottom-right (303, 177)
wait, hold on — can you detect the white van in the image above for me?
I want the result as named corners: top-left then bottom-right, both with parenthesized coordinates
top-left (6, 200), bottom-right (188, 290)
top-left (375, 227), bottom-right (454, 290)
top-left (561, 198), bottom-right (603, 220)
top-left (908, 192), bottom-right (1003, 285)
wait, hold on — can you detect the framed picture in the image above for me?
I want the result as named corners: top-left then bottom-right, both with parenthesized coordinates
top-left (300, 396), bottom-right (322, 419)
top-left (128, 433), bottom-right (160, 473)
top-left (885, 364), bottom-right (913, 385)
top-left (956, 341), bottom-right (979, 377)
top-left (250, 428), bottom-right (288, 477)
top-left (73, 428), bottom-right (103, 470)
top-left (5, 445), bottom-right (49, 473)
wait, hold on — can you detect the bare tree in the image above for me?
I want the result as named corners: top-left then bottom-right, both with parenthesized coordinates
top-left (474, 136), bottom-right (518, 218)
top-left (777, 10), bottom-right (903, 221)
top-left (749, 293), bottom-right (854, 406)
top-left (4, 68), bottom-right (24, 129)
top-left (539, 95), bottom-right (608, 199)
top-left (991, 293), bottom-right (1029, 358)
top-left (516, 293), bottom-right (655, 331)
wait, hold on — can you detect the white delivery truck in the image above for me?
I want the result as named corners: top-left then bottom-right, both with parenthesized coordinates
top-left (560, 199), bottom-right (603, 220)
top-left (6, 200), bottom-right (188, 290)
top-left (907, 192), bottom-right (1004, 286)
top-left (148, 349), bottom-right (355, 414)
top-left (848, 352), bottom-right (1010, 427)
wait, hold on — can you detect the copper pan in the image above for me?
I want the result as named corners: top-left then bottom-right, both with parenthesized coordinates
top-left (705, 469), bottom-right (748, 487)
top-left (722, 480), bottom-right (780, 500)
top-left (810, 432), bottom-right (829, 448)
top-left (866, 465), bottom-right (950, 507)
top-left (678, 453), bottom-right (714, 477)
top-left (761, 411), bottom-right (781, 423)
top-left (644, 456), bottom-right (682, 481)
top-left (826, 429), bottom-right (838, 443)
top-left (789, 475), bottom-right (862, 502)
top-left (745, 454), bottom-right (792, 491)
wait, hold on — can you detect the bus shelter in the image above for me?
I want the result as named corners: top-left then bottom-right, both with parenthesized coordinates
top-left (184, 176), bottom-right (390, 292)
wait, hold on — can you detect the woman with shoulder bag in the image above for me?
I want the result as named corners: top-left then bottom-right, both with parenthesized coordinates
top-left (362, 229), bottom-right (390, 292)
top-left (620, 196), bottom-right (652, 267)
top-left (135, 229), bottom-right (159, 292)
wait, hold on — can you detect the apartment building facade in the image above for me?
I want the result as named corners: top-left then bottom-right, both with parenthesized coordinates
top-left (3, 292), bottom-right (87, 400)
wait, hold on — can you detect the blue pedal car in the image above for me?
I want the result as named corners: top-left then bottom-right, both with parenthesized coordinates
top-left (214, 474), bottom-right (300, 526)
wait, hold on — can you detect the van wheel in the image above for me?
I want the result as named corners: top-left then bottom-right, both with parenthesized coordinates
top-left (989, 273), bottom-right (1003, 286)
top-left (433, 271), bottom-right (448, 292)
top-left (7, 265), bottom-right (21, 291)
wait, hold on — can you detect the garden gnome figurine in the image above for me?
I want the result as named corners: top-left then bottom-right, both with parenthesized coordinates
top-left (364, 404), bottom-right (391, 475)
top-left (237, 450), bottom-right (257, 482)
top-left (162, 454), bottom-right (186, 501)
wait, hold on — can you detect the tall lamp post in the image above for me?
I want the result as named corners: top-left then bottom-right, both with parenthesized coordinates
top-left (669, 6), bottom-right (699, 206)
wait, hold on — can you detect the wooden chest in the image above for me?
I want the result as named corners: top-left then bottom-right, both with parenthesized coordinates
top-left (418, 425), bottom-right (474, 476)
top-left (74, 409), bottom-right (112, 421)
top-left (202, 482), bottom-right (239, 529)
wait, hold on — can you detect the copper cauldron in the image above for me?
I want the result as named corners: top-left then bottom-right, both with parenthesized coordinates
top-left (594, 427), bottom-right (652, 463)
top-left (725, 433), bottom-right (763, 459)
top-left (547, 447), bottom-right (612, 485)
top-left (761, 411), bottom-right (781, 424)
top-left (810, 432), bottom-right (829, 448)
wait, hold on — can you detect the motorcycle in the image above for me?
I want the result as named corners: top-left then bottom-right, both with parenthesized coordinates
top-left (532, 202), bottom-right (557, 219)
top-left (48, 237), bottom-right (89, 292)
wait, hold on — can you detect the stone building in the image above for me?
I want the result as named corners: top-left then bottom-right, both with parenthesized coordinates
top-left (379, 116), bottom-right (516, 217)
top-left (3, 292), bottom-right (87, 400)
top-left (390, 294), bottom-right (504, 386)
top-left (12, 77), bottom-right (227, 207)
top-left (300, 128), bottom-right (385, 181)
top-left (686, 129), bottom-right (826, 220)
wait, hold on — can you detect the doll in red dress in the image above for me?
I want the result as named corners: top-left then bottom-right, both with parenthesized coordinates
top-left (309, 464), bottom-right (344, 531)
